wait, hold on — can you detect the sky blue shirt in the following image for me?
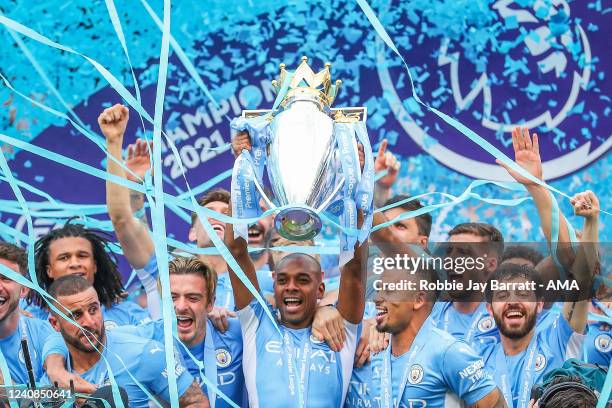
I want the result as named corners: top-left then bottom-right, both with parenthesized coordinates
top-left (430, 301), bottom-right (500, 345)
top-left (345, 316), bottom-right (497, 408)
top-left (584, 321), bottom-right (610, 366)
top-left (477, 314), bottom-right (584, 408)
top-left (42, 329), bottom-right (194, 408)
top-left (0, 316), bottom-right (66, 385)
top-left (115, 318), bottom-right (246, 408)
top-left (237, 299), bottom-right (359, 408)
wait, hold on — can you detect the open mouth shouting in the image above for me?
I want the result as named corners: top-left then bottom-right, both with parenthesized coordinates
top-left (211, 224), bottom-right (225, 238)
top-left (503, 307), bottom-right (526, 326)
top-left (248, 224), bottom-right (265, 245)
top-left (176, 315), bottom-right (195, 332)
top-left (282, 296), bottom-right (303, 313)
top-left (0, 296), bottom-right (7, 307)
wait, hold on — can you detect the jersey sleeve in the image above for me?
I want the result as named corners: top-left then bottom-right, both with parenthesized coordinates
top-left (32, 319), bottom-right (69, 361)
top-left (137, 339), bottom-right (194, 403)
top-left (128, 301), bottom-right (151, 325)
top-left (546, 313), bottom-right (584, 360)
top-left (441, 341), bottom-right (498, 406)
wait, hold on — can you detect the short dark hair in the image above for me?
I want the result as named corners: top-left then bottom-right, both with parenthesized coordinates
top-left (502, 245), bottom-right (544, 267)
top-left (485, 263), bottom-right (544, 302)
top-left (0, 241), bottom-right (27, 275)
top-left (168, 257), bottom-right (217, 304)
top-left (449, 222), bottom-right (504, 261)
top-left (382, 195), bottom-right (432, 237)
top-left (276, 253), bottom-right (322, 276)
top-left (47, 275), bottom-right (94, 303)
top-left (538, 375), bottom-right (598, 408)
top-left (190, 188), bottom-right (231, 227)
top-left (31, 220), bottom-right (125, 308)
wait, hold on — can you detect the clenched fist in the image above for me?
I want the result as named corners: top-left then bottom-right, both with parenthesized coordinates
top-left (99, 103), bottom-right (129, 143)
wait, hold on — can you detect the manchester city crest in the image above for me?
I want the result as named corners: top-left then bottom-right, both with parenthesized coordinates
top-left (594, 334), bottom-right (611, 353)
top-left (535, 353), bottom-right (547, 372)
top-left (216, 349), bottom-right (232, 368)
top-left (478, 316), bottom-right (495, 332)
top-left (408, 364), bottom-right (424, 384)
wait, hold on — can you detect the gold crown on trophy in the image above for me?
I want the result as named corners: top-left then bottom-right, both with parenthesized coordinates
top-left (271, 56), bottom-right (342, 108)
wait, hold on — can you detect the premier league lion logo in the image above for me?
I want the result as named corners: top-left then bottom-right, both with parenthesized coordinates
top-left (377, 0), bottom-right (610, 180)
top-left (408, 364), bottom-right (424, 384)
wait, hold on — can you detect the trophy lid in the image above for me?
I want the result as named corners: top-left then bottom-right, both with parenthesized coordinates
top-left (271, 56), bottom-right (342, 109)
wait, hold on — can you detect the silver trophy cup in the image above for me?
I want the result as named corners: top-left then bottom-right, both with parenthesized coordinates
top-left (242, 57), bottom-right (366, 241)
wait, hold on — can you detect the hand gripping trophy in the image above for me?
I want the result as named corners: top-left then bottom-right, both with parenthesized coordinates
top-left (230, 56), bottom-right (374, 265)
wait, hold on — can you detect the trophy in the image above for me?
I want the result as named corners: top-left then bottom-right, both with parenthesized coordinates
top-left (231, 56), bottom-right (374, 253)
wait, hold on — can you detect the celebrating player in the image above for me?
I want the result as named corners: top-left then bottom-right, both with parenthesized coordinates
top-left (27, 221), bottom-right (149, 328)
top-left (46, 275), bottom-right (209, 407)
top-left (115, 256), bottom-right (247, 408)
top-left (480, 261), bottom-right (592, 408)
top-left (225, 206), bottom-right (367, 407)
top-left (0, 242), bottom-right (94, 392)
top-left (346, 265), bottom-right (506, 407)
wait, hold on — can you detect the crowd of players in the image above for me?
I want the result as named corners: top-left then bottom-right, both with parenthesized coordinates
top-left (0, 103), bottom-right (609, 407)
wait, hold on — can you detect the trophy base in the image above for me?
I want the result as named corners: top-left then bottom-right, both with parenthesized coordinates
top-left (274, 208), bottom-right (322, 241)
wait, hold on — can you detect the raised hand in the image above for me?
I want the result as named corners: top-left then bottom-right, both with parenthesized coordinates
top-left (126, 139), bottom-right (153, 182)
top-left (570, 190), bottom-right (600, 220)
top-left (231, 131), bottom-right (252, 156)
top-left (98, 104), bottom-right (129, 144)
top-left (497, 127), bottom-right (542, 185)
top-left (375, 139), bottom-right (400, 189)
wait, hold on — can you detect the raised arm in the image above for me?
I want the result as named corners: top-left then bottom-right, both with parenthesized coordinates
top-left (563, 190), bottom-right (600, 333)
top-left (224, 213), bottom-right (260, 310)
top-left (373, 139), bottom-right (400, 208)
top-left (336, 211), bottom-right (368, 324)
top-left (99, 104), bottom-right (154, 269)
top-left (497, 127), bottom-right (573, 267)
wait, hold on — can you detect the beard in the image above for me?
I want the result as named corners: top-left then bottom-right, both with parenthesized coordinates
top-left (61, 325), bottom-right (105, 353)
top-left (0, 296), bottom-right (19, 323)
top-left (493, 307), bottom-right (537, 339)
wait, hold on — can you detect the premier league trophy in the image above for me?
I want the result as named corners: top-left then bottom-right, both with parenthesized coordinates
top-left (230, 56), bottom-right (374, 263)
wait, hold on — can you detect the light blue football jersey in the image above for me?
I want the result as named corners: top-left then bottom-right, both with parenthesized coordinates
top-left (115, 318), bottom-right (246, 408)
top-left (237, 299), bottom-right (359, 408)
top-left (345, 316), bottom-right (498, 408)
top-left (0, 316), bottom-right (66, 384)
top-left (42, 330), bottom-right (194, 408)
top-left (430, 301), bottom-right (499, 345)
top-left (478, 313), bottom-right (584, 408)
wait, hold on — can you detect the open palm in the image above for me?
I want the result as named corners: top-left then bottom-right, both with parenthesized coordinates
top-left (498, 127), bottom-right (542, 185)
top-left (126, 139), bottom-right (153, 182)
